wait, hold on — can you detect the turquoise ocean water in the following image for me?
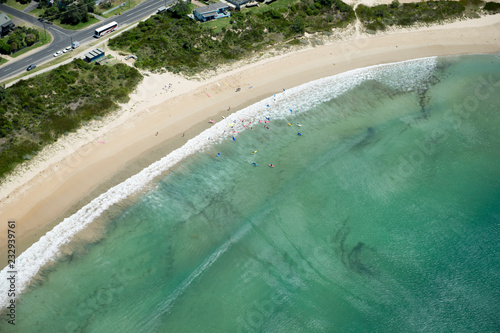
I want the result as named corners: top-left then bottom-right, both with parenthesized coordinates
top-left (1, 55), bottom-right (500, 332)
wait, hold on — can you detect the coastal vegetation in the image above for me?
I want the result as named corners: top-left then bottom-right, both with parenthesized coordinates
top-left (356, 0), bottom-right (486, 31)
top-left (0, 60), bottom-right (142, 179)
top-left (484, 1), bottom-right (500, 12)
top-left (109, 0), bottom-right (355, 74)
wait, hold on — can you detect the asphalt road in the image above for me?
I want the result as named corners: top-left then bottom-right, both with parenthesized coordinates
top-left (0, 0), bottom-right (176, 81)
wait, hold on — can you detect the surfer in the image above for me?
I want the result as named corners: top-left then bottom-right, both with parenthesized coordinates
top-left (252, 150), bottom-right (257, 154)
top-left (252, 162), bottom-right (258, 166)
top-left (268, 164), bottom-right (275, 168)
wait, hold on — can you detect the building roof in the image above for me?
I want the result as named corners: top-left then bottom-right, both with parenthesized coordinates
top-left (0, 13), bottom-right (13, 27)
top-left (84, 48), bottom-right (105, 59)
top-left (226, 0), bottom-right (250, 6)
top-left (194, 2), bottom-right (228, 15)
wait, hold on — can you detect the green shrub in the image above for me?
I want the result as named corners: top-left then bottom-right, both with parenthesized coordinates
top-left (484, 1), bottom-right (500, 11)
top-left (0, 27), bottom-right (40, 55)
top-left (366, 20), bottom-right (385, 31)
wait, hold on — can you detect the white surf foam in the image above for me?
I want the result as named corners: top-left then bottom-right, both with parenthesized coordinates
top-left (0, 56), bottom-right (437, 309)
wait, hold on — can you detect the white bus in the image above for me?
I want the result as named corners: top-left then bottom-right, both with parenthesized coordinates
top-left (94, 21), bottom-right (118, 38)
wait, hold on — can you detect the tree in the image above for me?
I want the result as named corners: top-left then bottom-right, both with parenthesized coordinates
top-left (0, 40), bottom-right (10, 54)
top-left (83, 0), bottom-right (96, 13)
top-left (25, 33), bottom-right (37, 46)
top-left (41, 6), bottom-right (59, 21)
top-left (0, 85), bottom-right (6, 102)
top-left (9, 41), bottom-right (18, 53)
top-left (170, 2), bottom-right (190, 18)
top-left (61, 4), bottom-right (89, 25)
top-left (318, 0), bottom-right (332, 7)
top-left (291, 16), bottom-right (305, 34)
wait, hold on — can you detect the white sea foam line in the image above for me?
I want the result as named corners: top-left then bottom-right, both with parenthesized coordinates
top-left (0, 56), bottom-right (437, 309)
top-left (141, 219), bottom-right (253, 330)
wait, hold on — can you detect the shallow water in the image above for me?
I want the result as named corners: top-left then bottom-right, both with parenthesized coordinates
top-left (2, 55), bottom-right (500, 332)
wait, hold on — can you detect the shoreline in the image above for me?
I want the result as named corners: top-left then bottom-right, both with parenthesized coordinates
top-left (0, 13), bottom-right (499, 266)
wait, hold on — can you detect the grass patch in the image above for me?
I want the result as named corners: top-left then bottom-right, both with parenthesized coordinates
top-left (98, 0), bottom-right (147, 18)
top-left (4, 0), bottom-right (31, 11)
top-left (248, 0), bottom-right (297, 13)
top-left (52, 16), bottom-right (101, 31)
top-left (286, 38), bottom-right (302, 46)
top-left (101, 6), bottom-right (127, 18)
top-left (29, 7), bottom-right (44, 18)
top-left (202, 16), bottom-right (231, 33)
top-left (0, 60), bottom-right (143, 180)
top-left (0, 57), bottom-right (7, 65)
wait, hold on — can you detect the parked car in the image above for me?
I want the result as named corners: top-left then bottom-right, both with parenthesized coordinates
top-left (27, 64), bottom-right (36, 71)
top-left (53, 51), bottom-right (63, 57)
top-left (63, 46), bottom-right (72, 53)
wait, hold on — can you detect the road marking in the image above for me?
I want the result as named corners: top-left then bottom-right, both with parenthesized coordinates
top-left (56, 30), bottom-right (69, 37)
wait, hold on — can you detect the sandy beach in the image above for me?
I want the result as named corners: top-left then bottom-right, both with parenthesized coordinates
top-left (0, 11), bottom-right (499, 265)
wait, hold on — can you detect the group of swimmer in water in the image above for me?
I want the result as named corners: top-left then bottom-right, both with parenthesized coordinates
top-left (211, 110), bottom-right (303, 168)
